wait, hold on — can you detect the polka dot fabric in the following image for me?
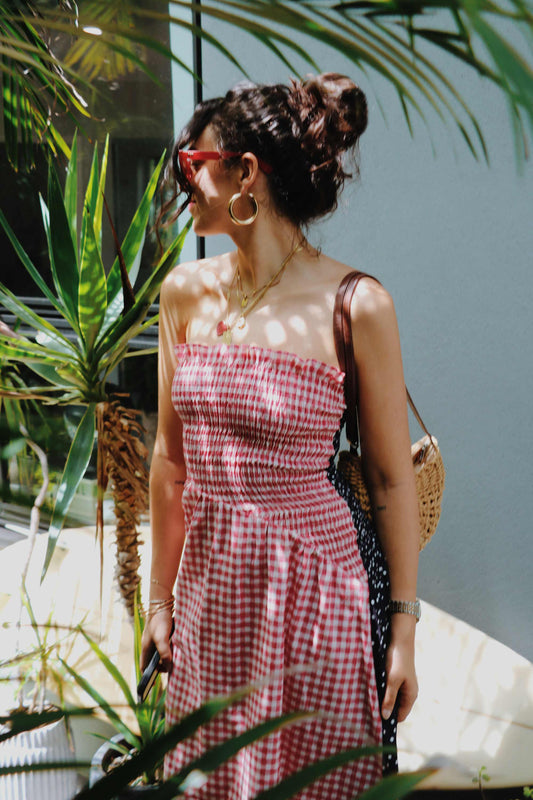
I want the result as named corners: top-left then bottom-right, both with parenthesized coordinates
top-left (166, 343), bottom-right (392, 798)
top-left (327, 416), bottom-right (398, 775)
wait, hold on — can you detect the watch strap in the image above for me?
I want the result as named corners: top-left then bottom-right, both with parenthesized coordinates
top-left (388, 598), bottom-right (421, 622)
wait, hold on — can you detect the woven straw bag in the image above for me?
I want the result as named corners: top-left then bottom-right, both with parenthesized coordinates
top-left (334, 272), bottom-right (445, 550)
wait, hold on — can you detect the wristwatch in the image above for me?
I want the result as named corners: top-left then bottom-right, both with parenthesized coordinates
top-left (388, 599), bottom-right (421, 622)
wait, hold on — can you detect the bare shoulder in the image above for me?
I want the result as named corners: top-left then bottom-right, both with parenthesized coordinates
top-left (313, 254), bottom-right (397, 342)
top-left (349, 276), bottom-right (395, 328)
top-left (314, 254), bottom-right (395, 322)
top-left (161, 252), bottom-right (232, 311)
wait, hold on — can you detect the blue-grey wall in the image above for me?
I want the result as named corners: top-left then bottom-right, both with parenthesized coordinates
top-left (171, 20), bottom-right (533, 661)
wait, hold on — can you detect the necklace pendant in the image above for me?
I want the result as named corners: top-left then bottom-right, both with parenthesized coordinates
top-left (237, 315), bottom-right (246, 330)
top-left (222, 328), bottom-right (233, 344)
top-left (216, 320), bottom-right (228, 338)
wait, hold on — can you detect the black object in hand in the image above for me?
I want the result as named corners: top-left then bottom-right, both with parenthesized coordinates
top-left (137, 622), bottom-right (174, 703)
top-left (137, 648), bottom-right (160, 703)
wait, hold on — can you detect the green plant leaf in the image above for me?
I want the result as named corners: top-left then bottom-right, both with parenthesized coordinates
top-left (0, 12), bottom-right (92, 102)
top-left (33, 330), bottom-right (77, 357)
top-left (80, 143), bottom-right (101, 263)
top-left (64, 129), bottom-right (78, 250)
top-left (42, 164), bottom-right (79, 328)
top-left (94, 220), bottom-right (191, 363)
top-left (0, 337), bottom-right (75, 368)
top-left (59, 657), bottom-right (140, 751)
top-left (357, 768), bottom-right (436, 799)
top-left (99, 313), bottom-right (158, 376)
top-left (0, 337), bottom-right (86, 400)
top-left (120, 347), bottom-right (158, 361)
top-left (0, 706), bottom-right (96, 743)
top-left (164, 712), bottom-right (336, 797)
top-left (78, 211), bottom-right (107, 353)
top-left (0, 208), bottom-right (65, 313)
top-left (252, 743), bottom-right (387, 799)
top-left (105, 151), bottom-right (166, 307)
top-left (0, 27), bottom-right (66, 171)
top-left (3, 0), bottom-right (533, 166)
top-left (0, 40), bottom-right (76, 164)
top-left (42, 403), bottom-right (96, 577)
top-left (471, 13), bottom-right (533, 107)
top-left (74, 680), bottom-right (272, 799)
top-left (77, 627), bottom-right (137, 713)
top-left (133, 594), bottom-right (145, 686)
top-left (30, 8), bottom-right (198, 81)
top-left (0, 378), bottom-right (69, 400)
top-left (52, 366), bottom-right (89, 394)
top-left (168, 1), bottom-right (321, 70)
top-left (93, 135), bottom-right (110, 247)
top-left (1, 51), bottom-right (32, 170)
top-left (0, 285), bottom-right (76, 354)
top-left (0, 760), bottom-right (92, 776)
top-left (131, 599), bottom-right (166, 749)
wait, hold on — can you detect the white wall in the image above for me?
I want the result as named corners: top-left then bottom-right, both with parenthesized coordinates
top-left (172, 19), bottom-right (533, 661)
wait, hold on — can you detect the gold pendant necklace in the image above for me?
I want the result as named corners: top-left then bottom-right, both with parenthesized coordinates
top-left (216, 241), bottom-right (302, 344)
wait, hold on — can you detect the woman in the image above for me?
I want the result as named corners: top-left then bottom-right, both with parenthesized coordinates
top-left (142, 73), bottom-right (419, 798)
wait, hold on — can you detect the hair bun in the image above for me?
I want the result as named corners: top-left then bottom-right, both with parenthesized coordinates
top-left (169, 73), bottom-right (368, 229)
top-left (289, 72), bottom-right (368, 165)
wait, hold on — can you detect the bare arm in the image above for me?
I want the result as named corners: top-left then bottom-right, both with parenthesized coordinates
top-left (141, 271), bottom-right (188, 672)
top-left (351, 279), bottom-right (419, 722)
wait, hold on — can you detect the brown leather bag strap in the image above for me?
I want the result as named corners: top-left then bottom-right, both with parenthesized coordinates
top-left (333, 271), bottom-right (370, 448)
top-left (333, 270), bottom-right (432, 449)
top-left (406, 388), bottom-right (432, 440)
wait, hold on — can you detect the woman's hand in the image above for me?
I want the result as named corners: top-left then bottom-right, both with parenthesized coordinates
top-left (141, 609), bottom-right (174, 673)
top-left (381, 617), bottom-right (418, 723)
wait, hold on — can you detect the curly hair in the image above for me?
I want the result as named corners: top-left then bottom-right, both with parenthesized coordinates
top-left (163, 73), bottom-right (368, 230)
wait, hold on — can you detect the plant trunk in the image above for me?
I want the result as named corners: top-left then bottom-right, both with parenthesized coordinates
top-left (101, 399), bottom-right (149, 618)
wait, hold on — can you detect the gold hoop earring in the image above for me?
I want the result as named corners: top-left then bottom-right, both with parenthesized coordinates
top-left (228, 192), bottom-right (258, 226)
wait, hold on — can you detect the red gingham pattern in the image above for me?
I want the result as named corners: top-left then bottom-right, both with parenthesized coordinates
top-left (166, 344), bottom-right (382, 798)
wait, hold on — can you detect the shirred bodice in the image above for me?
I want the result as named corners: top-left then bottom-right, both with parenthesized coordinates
top-left (172, 344), bottom-right (371, 572)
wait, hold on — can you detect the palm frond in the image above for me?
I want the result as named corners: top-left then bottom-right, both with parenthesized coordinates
top-left (2, 0), bottom-right (532, 167)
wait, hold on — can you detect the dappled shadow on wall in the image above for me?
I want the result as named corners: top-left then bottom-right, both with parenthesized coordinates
top-left (398, 600), bottom-right (533, 790)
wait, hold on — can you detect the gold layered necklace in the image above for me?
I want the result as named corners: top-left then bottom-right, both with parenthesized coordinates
top-left (216, 241), bottom-right (302, 344)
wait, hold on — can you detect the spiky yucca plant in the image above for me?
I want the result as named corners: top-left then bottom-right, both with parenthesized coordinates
top-left (0, 133), bottom-right (190, 615)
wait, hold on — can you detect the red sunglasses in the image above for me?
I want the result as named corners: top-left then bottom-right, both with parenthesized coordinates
top-left (178, 150), bottom-right (273, 182)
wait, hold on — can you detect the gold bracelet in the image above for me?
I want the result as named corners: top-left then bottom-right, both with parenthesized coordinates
top-left (145, 598), bottom-right (175, 620)
top-left (148, 597), bottom-right (174, 609)
top-left (144, 606), bottom-right (174, 622)
top-left (145, 607), bottom-right (174, 621)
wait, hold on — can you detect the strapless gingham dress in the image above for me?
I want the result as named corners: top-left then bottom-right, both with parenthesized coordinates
top-left (165, 343), bottom-right (395, 798)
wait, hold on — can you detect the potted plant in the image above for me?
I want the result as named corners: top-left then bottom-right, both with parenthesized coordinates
top-left (0, 591), bottom-right (84, 799)
top-left (60, 601), bottom-right (167, 794)
top-left (0, 390), bottom-right (115, 797)
top-left (0, 136), bottom-right (190, 615)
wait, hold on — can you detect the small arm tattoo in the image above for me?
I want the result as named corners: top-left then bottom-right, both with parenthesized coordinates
top-left (376, 504), bottom-right (387, 512)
